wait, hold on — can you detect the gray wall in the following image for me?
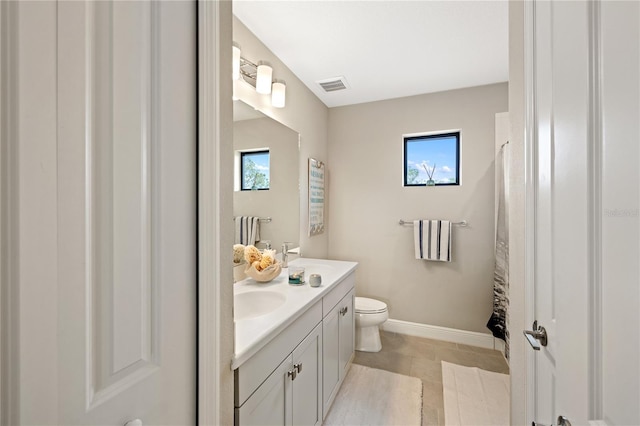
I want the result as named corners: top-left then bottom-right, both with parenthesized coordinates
top-left (327, 83), bottom-right (508, 333)
top-left (233, 17), bottom-right (330, 258)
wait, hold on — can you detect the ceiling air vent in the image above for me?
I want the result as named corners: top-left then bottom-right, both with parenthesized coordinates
top-left (317, 76), bottom-right (349, 93)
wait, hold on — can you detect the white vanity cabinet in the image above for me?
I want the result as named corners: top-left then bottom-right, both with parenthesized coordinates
top-left (321, 281), bottom-right (355, 417)
top-left (235, 323), bottom-right (322, 426)
top-left (235, 301), bottom-right (323, 426)
top-left (234, 261), bottom-right (357, 426)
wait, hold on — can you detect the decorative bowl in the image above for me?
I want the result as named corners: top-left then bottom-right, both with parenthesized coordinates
top-left (244, 261), bottom-right (282, 283)
top-left (233, 262), bottom-right (248, 282)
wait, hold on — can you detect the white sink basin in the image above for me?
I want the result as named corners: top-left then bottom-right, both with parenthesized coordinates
top-left (235, 291), bottom-right (286, 320)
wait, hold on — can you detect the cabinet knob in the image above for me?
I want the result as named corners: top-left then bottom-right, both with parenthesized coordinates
top-left (287, 369), bottom-right (297, 381)
top-left (340, 306), bottom-right (349, 316)
top-left (294, 362), bottom-right (302, 374)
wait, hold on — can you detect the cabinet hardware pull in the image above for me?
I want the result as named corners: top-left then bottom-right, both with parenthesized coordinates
top-left (294, 362), bottom-right (302, 373)
top-left (287, 369), bottom-right (297, 380)
top-left (340, 306), bottom-right (349, 316)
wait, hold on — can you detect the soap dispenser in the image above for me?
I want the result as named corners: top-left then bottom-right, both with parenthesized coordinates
top-left (281, 242), bottom-right (290, 268)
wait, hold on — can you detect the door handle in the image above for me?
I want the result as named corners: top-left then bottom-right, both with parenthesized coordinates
top-left (557, 416), bottom-right (571, 426)
top-left (523, 320), bottom-right (548, 350)
top-left (532, 416), bottom-right (571, 426)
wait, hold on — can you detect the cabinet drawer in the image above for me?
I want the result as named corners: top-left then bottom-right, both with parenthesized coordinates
top-left (235, 300), bottom-right (322, 407)
top-left (322, 273), bottom-right (355, 318)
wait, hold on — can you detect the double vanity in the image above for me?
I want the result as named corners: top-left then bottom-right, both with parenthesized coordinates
top-left (233, 258), bottom-right (357, 425)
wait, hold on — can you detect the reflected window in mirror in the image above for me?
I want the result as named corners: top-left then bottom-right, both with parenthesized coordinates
top-left (240, 150), bottom-right (270, 191)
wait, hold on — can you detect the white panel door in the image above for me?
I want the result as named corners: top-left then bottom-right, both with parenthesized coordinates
top-left (56, 1), bottom-right (196, 424)
top-left (528, 1), bottom-right (640, 424)
top-left (530, 1), bottom-right (571, 423)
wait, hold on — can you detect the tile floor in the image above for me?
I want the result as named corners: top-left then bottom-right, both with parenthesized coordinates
top-left (352, 331), bottom-right (510, 426)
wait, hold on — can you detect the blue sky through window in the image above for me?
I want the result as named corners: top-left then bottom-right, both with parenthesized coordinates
top-left (246, 151), bottom-right (269, 172)
top-left (241, 151), bottom-right (270, 190)
top-left (405, 133), bottom-right (459, 185)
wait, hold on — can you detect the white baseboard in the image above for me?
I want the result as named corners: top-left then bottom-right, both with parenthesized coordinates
top-left (381, 318), bottom-right (506, 355)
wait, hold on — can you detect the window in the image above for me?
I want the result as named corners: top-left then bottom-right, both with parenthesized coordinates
top-left (240, 150), bottom-right (270, 190)
top-left (403, 132), bottom-right (460, 186)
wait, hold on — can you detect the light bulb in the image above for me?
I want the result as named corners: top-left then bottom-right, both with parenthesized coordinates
top-left (232, 42), bottom-right (241, 80)
top-left (256, 62), bottom-right (273, 94)
top-left (271, 80), bottom-right (286, 108)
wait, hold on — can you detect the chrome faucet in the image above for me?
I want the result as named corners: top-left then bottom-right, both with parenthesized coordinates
top-left (281, 242), bottom-right (290, 268)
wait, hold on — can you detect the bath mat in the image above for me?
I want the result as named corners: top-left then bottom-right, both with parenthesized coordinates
top-left (442, 361), bottom-right (510, 426)
top-left (323, 364), bottom-right (423, 426)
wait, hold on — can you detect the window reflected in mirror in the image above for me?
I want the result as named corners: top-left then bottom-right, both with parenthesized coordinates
top-left (240, 150), bottom-right (270, 191)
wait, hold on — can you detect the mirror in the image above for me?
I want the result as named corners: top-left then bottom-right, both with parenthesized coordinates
top-left (233, 100), bottom-right (300, 253)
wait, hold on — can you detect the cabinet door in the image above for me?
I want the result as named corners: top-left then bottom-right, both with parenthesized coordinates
top-left (236, 355), bottom-right (293, 426)
top-left (339, 290), bottom-right (355, 376)
top-left (322, 307), bottom-right (340, 417)
top-left (292, 323), bottom-right (323, 426)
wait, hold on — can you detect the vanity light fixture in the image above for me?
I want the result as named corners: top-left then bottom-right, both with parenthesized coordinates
top-left (233, 43), bottom-right (285, 108)
top-left (255, 61), bottom-right (273, 94)
top-left (271, 80), bottom-right (286, 108)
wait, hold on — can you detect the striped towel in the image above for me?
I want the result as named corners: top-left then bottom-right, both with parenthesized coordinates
top-left (235, 216), bottom-right (261, 245)
top-left (414, 220), bottom-right (452, 262)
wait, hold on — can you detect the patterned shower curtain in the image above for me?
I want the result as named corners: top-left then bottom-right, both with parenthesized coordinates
top-left (487, 145), bottom-right (510, 358)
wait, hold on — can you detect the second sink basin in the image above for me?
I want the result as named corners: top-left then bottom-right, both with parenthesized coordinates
top-left (235, 290), bottom-right (286, 321)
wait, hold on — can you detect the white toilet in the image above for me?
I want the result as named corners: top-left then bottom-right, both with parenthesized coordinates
top-left (354, 297), bottom-right (388, 352)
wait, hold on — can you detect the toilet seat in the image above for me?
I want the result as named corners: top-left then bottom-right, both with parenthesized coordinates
top-left (355, 297), bottom-right (387, 314)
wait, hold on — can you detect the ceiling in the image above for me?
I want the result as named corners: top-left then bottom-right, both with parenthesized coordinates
top-left (233, 1), bottom-right (509, 108)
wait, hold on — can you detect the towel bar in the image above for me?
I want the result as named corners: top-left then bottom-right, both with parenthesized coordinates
top-left (398, 219), bottom-right (468, 227)
top-left (234, 217), bottom-right (272, 223)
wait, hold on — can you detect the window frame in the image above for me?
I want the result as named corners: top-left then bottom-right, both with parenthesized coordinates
top-left (240, 149), bottom-right (270, 191)
top-left (403, 131), bottom-right (461, 187)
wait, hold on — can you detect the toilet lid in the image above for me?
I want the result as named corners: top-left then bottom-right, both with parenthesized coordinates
top-left (355, 297), bottom-right (388, 314)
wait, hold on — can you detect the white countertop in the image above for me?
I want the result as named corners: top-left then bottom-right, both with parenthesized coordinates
top-left (233, 258), bottom-right (358, 369)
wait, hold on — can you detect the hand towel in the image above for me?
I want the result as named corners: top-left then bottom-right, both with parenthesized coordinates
top-left (234, 216), bottom-right (261, 245)
top-left (414, 220), bottom-right (452, 262)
